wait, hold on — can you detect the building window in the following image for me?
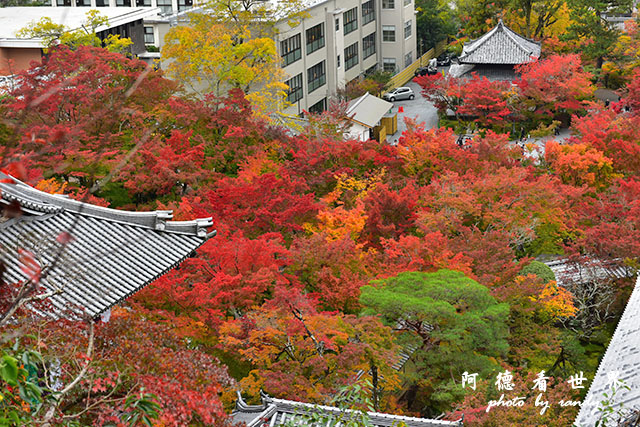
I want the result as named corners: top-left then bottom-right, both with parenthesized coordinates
top-left (363, 32), bottom-right (376, 59)
top-left (362, 0), bottom-right (375, 25)
top-left (178, 0), bottom-right (193, 11)
top-left (404, 0), bottom-right (411, 5)
top-left (383, 25), bottom-right (395, 42)
top-left (382, 0), bottom-right (394, 9)
top-left (335, 18), bottom-right (340, 31)
top-left (116, 0), bottom-right (131, 6)
top-left (307, 61), bottom-right (326, 93)
top-left (157, 0), bottom-right (173, 14)
top-left (137, 0), bottom-right (152, 6)
top-left (306, 24), bottom-right (325, 55)
top-left (76, 0), bottom-right (91, 6)
top-left (345, 42), bottom-right (358, 70)
top-left (405, 52), bottom-right (413, 67)
top-left (57, 0), bottom-right (71, 5)
top-left (337, 55), bottom-right (341, 68)
top-left (343, 7), bottom-right (358, 35)
top-left (404, 20), bottom-right (412, 39)
top-left (144, 26), bottom-right (155, 45)
top-left (383, 58), bottom-right (396, 73)
top-left (96, 0), bottom-right (108, 5)
top-left (281, 34), bottom-right (302, 67)
top-left (286, 73), bottom-right (303, 103)
top-left (308, 98), bottom-right (327, 114)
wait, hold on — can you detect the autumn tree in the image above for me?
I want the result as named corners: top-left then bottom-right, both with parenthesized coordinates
top-left (565, 0), bottom-right (632, 67)
top-left (219, 298), bottom-right (400, 408)
top-left (162, 12), bottom-right (288, 115)
top-left (360, 270), bottom-right (510, 415)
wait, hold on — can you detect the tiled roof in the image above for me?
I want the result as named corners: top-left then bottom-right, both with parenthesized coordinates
top-left (232, 392), bottom-right (464, 426)
top-left (575, 275), bottom-right (640, 426)
top-left (544, 257), bottom-right (633, 288)
top-left (0, 174), bottom-right (214, 319)
top-left (458, 19), bottom-right (541, 65)
top-left (346, 92), bottom-right (393, 128)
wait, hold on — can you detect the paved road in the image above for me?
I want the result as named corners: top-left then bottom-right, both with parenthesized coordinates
top-left (385, 80), bottom-right (438, 145)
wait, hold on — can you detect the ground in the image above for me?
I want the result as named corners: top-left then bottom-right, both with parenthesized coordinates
top-left (386, 80), bottom-right (439, 145)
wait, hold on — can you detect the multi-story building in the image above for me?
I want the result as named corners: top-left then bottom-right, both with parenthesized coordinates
top-left (276, 0), bottom-right (416, 115)
top-left (49, 0), bottom-right (417, 116)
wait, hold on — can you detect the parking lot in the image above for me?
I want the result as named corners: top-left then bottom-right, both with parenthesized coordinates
top-left (384, 80), bottom-right (439, 145)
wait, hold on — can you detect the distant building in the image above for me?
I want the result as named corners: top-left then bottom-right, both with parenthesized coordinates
top-left (273, 0), bottom-right (417, 115)
top-left (344, 92), bottom-right (393, 141)
top-left (0, 7), bottom-right (159, 76)
top-left (449, 19), bottom-right (540, 81)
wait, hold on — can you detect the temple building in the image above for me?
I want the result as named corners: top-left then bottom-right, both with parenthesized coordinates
top-left (0, 173), bottom-right (215, 319)
top-left (232, 391), bottom-right (464, 426)
top-left (449, 19), bottom-right (541, 81)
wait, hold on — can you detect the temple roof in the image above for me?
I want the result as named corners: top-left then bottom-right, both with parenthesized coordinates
top-left (458, 19), bottom-right (541, 65)
top-left (0, 174), bottom-right (214, 319)
top-left (575, 275), bottom-right (640, 425)
top-left (232, 392), bottom-right (464, 426)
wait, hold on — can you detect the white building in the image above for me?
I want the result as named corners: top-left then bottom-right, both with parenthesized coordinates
top-left (50, 0), bottom-right (417, 115)
top-left (276, 0), bottom-right (416, 115)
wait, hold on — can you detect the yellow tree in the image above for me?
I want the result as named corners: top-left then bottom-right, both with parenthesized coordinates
top-left (17, 10), bottom-right (132, 54)
top-left (162, 0), bottom-right (309, 118)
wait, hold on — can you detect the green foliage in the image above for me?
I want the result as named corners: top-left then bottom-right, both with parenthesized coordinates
top-left (360, 270), bottom-right (510, 413)
top-left (415, 0), bottom-right (458, 50)
top-left (564, 0), bottom-right (633, 66)
top-left (0, 338), bottom-right (44, 426)
top-left (519, 260), bottom-right (556, 283)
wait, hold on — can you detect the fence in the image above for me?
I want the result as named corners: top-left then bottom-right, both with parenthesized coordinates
top-left (386, 39), bottom-right (448, 90)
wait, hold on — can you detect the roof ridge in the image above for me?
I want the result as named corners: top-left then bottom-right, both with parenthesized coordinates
top-left (0, 173), bottom-right (213, 237)
top-left (501, 23), bottom-right (539, 57)
top-left (346, 92), bottom-right (370, 115)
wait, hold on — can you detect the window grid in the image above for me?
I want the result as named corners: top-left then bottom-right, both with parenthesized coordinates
top-left (383, 58), bottom-right (396, 73)
top-left (306, 24), bottom-right (325, 55)
top-left (144, 26), bottom-right (154, 45)
top-left (404, 0), bottom-right (410, 5)
top-left (363, 32), bottom-right (376, 59)
top-left (404, 20), bottom-right (412, 39)
top-left (307, 61), bottom-right (326, 93)
top-left (286, 74), bottom-right (303, 103)
top-left (281, 34), bottom-right (302, 67)
top-left (405, 52), bottom-right (413, 67)
top-left (383, 26), bottom-right (395, 42)
top-left (343, 7), bottom-right (358, 35)
top-left (382, 0), bottom-right (394, 9)
top-left (157, 0), bottom-right (172, 14)
top-left (345, 42), bottom-right (359, 71)
top-left (362, 0), bottom-right (375, 25)
top-left (309, 98), bottom-right (327, 114)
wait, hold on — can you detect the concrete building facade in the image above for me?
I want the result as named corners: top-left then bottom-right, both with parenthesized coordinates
top-left (276, 0), bottom-right (416, 115)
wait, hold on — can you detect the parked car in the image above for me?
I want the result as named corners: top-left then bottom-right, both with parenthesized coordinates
top-left (436, 53), bottom-right (452, 67)
top-left (382, 87), bottom-right (415, 102)
top-left (414, 66), bottom-right (438, 77)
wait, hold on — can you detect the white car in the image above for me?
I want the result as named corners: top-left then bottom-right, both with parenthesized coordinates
top-left (383, 87), bottom-right (415, 102)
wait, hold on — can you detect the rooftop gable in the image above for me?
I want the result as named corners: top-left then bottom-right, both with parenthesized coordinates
top-left (346, 92), bottom-right (393, 128)
top-left (232, 392), bottom-right (464, 426)
top-left (459, 19), bottom-right (541, 65)
top-left (0, 174), bottom-right (214, 319)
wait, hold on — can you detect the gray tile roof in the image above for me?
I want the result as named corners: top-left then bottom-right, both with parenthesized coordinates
top-left (575, 274), bottom-right (640, 426)
top-left (232, 392), bottom-right (464, 426)
top-left (346, 92), bottom-right (394, 128)
top-left (458, 19), bottom-right (541, 65)
top-left (0, 174), bottom-right (214, 319)
top-left (544, 257), bottom-right (633, 288)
